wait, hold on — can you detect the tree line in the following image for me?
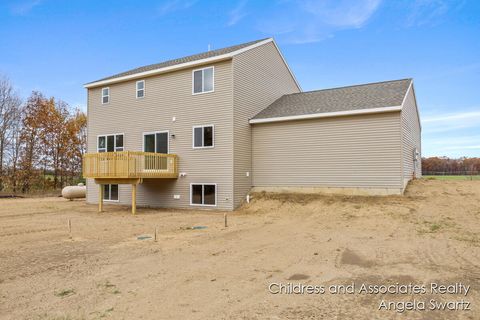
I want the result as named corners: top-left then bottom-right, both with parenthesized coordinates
top-left (422, 157), bottom-right (480, 175)
top-left (0, 76), bottom-right (86, 193)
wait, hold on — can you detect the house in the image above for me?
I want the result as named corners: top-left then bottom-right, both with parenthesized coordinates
top-left (83, 38), bottom-right (421, 213)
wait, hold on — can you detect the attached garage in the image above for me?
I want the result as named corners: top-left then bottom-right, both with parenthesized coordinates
top-left (250, 79), bottom-right (421, 195)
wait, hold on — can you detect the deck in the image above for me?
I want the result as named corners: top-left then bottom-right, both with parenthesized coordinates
top-left (83, 151), bottom-right (178, 179)
top-left (83, 151), bottom-right (179, 214)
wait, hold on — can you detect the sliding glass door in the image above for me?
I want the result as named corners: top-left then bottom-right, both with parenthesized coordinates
top-left (143, 131), bottom-right (169, 170)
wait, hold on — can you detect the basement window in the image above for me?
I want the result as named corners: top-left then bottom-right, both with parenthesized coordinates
top-left (190, 183), bottom-right (216, 206)
top-left (136, 80), bottom-right (145, 98)
top-left (193, 125), bottom-right (214, 148)
top-left (98, 134), bottom-right (124, 152)
top-left (102, 87), bottom-right (110, 104)
top-left (192, 66), bottom-right (214, 94)
top-left (103, 184), bottom-right (119, 201)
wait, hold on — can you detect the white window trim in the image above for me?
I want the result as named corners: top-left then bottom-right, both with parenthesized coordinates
top-left (103, 184), bottom-right (120, 202)
top-left (97, 133), bottom-right (125, 152)
top-left (190, 183), bottom-right (217, 207)
top-left (136, 80), bottom-right (145, 99)
top-left (142, 130), bottom-right (170, 154)
top-left (192, 66), bottom-right (214, 95)
top-left (101, 87), bottom-right (110, 104)
top-left (192, 125), bottom-right (214, 149)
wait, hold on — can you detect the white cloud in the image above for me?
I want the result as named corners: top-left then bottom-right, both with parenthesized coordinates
top-left (422, 110), bottom-right (480, 133)
top-left (301, 0), bottom-right (382, 28)
top-left (423, 111), bottom-right (480, 123)
top-left (422, 110), bottom-right (480, 157)
top-left (10, 0), bottom-right (42, 15)
top-left (257, 0), bottom-right (382, 44)
top-left (442, 145), bottom-right (480, 150)
top-left (406, 0), bottom-right (465, 27)
top-left (157, 0), bottom-right (197, 16)
top-left (426, 135), bottom-right (480, 146)
top-left (228, 0), bottom-right (248, 26)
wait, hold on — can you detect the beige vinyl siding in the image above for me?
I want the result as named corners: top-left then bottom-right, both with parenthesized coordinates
top-left (252, 113), bottom-right (403, 190)
top-left (86, 60), bottom-right (234, 210)
top-left (232, 42), bottom-right (300, 208)
top-left (401, 85), bottom-right (422, 187)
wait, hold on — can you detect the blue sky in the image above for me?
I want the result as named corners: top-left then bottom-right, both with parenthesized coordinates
top-left (0, 0), bottom-right (479, 157)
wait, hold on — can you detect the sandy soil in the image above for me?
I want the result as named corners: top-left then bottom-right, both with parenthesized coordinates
top-left (0, 180), bottom-right (479, 320)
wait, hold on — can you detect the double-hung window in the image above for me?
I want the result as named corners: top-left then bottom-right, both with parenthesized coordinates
top-left (98, 134), bottom-right (124, 152)
top-left (102, 87), bottom-right (110, 104)
top-left (136, 80), bottom-right (145, 98)
top-left (193, 125), bottom-right (214, 149)
top-left (191, 183), bottom-right (216, 206)
top-left (192, 67), bottom-right (214, 94)
top-left (103, 184), bottom-right (119, 201)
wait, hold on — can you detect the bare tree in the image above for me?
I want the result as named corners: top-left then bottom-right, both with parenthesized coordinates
top-left (6, 104), bottom-right (24, 192)
top-left (0, 76), bottom-right (22, 190)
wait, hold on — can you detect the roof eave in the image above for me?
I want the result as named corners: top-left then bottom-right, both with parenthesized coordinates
top-left (249, 105), bottom-right (403, 124)
top-left (84, 38), bottom-right (274, 89)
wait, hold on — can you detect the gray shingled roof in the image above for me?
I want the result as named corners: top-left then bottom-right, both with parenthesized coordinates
top-left (87, 38), bottom-right (270, 84)
top-left (252, 79), bottom-right (412, 120)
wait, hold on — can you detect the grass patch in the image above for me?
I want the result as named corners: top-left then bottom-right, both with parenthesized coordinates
top-left (54, 289), bottom-right (75, 297)
top-left (35, 315), bottom-right (84, 320)
top-left (97, 280), bottom-right (116, 289)
top-left (423, 175), bottom-right (480, 181)
top-left (98, 280), bottom-right (120, 295)
top-left (417, 219), bottom-right (455, 234)
top-left (90, 308), bottom-right (114, 319)
top-left (453, 232), bottom-right (480, 246)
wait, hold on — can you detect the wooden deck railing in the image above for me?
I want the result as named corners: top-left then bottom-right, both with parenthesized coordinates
top-left (83, 151), bottom-right (178, 179)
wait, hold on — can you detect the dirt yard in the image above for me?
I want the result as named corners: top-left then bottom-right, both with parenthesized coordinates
top-left (1, 180), bottom-right (479, 320)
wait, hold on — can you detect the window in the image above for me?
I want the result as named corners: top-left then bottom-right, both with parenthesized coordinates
top-left (136, 80), bottom-right (145, 98)
top-left (102, 87), bottom-right (110, 104)
top-left (193, 125), bottom-right (214, 148)
top-left (190, 183), bottom-right (216, 206)
top-left (103, 184), bottom-right (119, 201)
top-left (97, 134), bottom-right (124, 152)
top-left (143, 131), bottom-right (169, 170)
top-left (192, 67), bottom-right (214, 94)
top-left (143, 131), bottom-right (169, 154)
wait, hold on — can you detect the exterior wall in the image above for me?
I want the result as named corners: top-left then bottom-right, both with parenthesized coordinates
top-left (252, 112), bottom-right (403, 193)
top-left (86, 60), bottom-right (234, 210)
top-left (400, 85), bottom-right (422, 188)
top-left (232, 42), bottom-right (300, 208)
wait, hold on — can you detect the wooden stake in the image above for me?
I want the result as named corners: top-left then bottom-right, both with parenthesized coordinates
top-left (132, 183), bottom-right (137, 215)
top-left (154, 227), bottom-right (157, 242)
top-left (224, 213), bottom-right (228, 228)
top-left (68, 219), bottom-right (72, 238)
top-left (98, 184), bottom-right (104, 213)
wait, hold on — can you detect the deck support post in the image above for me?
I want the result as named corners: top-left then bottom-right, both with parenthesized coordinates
top-left (132, 183), bottom-right (137, 215)
top-left (98, 184), bottom-right (104, 213)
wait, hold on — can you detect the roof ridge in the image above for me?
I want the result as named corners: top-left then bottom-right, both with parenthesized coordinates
top-left (125, 37), bottom-right (271, 71)
top-left (87, 38), bottom-right (271, 85)
top-left (285, 78), bottom-right (412, 97)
